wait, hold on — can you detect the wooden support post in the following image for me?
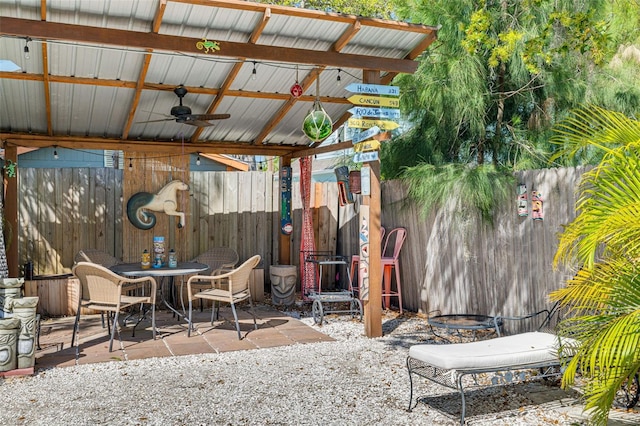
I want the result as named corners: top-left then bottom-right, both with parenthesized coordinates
top-left (362, 69), bottom-right (383, 338)
top-left (4, 144), bottom-right (19, 277)
top-left (278, 155), bottom-right (292, 265)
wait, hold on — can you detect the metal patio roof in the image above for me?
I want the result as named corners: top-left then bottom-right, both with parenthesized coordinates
top-left (0, 0), bottom-right (437, 158)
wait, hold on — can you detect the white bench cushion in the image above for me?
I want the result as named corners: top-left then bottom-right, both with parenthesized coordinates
top-left (409, 332), bottom-right (571, 371)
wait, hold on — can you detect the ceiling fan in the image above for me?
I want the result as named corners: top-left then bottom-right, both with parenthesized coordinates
top-left (138, 85), bottom-right (230, 127)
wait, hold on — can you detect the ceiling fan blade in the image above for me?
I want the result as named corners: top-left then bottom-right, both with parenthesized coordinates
top-left (191, 113), bottom-right (231, 120)
top-left (181, 119), bottom-right (216, 127)
top-left (135, 118), bottom-right (174, 124)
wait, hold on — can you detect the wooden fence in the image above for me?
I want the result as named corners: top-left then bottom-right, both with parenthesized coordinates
top-left (16, 165), bottom-right (588, 327)
top-left (337, 166), bottom-right (589, 332)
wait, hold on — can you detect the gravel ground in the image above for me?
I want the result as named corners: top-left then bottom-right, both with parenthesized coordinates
top-left (0, 310), bottom-right (597, 425)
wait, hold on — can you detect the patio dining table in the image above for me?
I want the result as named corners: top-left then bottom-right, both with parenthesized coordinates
top-left (110, 262), bottom-right (208, 323)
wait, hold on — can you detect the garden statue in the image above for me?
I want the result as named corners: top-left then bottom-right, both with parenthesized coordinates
top-left (0, 278), bottom-right (38, 373)
top-left (270, 265), bottom-right (297, 306)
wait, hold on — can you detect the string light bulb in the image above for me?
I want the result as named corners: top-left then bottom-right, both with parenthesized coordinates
top-left (196, 154), bottom-right (201, 166)
top-left (336, 68), bottom-right (341, 83)
top-left (128, 158), bottom-right (133, 171)
top-left (24, 37), bottom-right (31, 60)
top-left (251, 61), bottom-right (257, 80)
top-left (53, 146), bottom-right (58, 159)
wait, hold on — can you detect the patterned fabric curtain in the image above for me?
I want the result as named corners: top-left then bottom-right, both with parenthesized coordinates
top-left (299, 156), bottom-right (316, 299)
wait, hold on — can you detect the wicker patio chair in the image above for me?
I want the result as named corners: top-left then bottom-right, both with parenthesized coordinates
top-left (74, 249), bottom-right (123, 268)
top-left (191, 247), bottom-right (239, 275)
top-left (188, 247), bottom-right (240, 311)
top-left (187, 255), bottom-right (260, 340)
top-left (71, 262), bottom-right (157, 352)
top-left (74, 249), bottom-right (126, 328)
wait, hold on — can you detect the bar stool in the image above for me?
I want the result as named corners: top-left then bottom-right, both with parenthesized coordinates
top-left (380, 227), bottom-right (406, 313)
top-left (350, 226), bottom-right (385, 297)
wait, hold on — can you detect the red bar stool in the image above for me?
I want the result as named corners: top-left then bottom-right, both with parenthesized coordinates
top-left (350, 226), bottom-right (385, 297)
top-left (380, 227), bottom-right (406, 313)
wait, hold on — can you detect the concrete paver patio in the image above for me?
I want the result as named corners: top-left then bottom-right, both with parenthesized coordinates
top-left (34, 304), bottom-right (333, 371)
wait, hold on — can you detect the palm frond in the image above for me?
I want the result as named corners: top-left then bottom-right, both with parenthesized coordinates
top-left (554, 145), bottom-right (640, 269)
top-left (550, 106), bottom-right (640, 164)
top-left (551, 258), bottom-right (640, 425)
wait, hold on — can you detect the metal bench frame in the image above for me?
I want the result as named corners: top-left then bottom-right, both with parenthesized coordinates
top-left (407, 304), bottom-right (566, 425)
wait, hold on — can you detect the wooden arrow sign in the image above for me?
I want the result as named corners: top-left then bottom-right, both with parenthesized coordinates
top-left (345, 83), bottom-right (400, 96)
top-left (348, 118), bottom-right (400, 131)
top-left (353, 151), bottom-right (379, 163)
top-left (352, 126), bottom-right (381, 144)
top-left (353, 140), bottom-right (381, 152)
top-left (347, 95), bottom-right (400, 108)
top-left (348, 106), bottom-right (400, 119)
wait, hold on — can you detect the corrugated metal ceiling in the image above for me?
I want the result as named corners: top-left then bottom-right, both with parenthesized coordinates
top-left (0, 0), bottom-right (438, 157)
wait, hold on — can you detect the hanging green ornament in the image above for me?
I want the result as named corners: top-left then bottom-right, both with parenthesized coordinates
top-left (302, 74), bottom-right (332, 142)
top-left (303, 100), bottom-right (333, 142)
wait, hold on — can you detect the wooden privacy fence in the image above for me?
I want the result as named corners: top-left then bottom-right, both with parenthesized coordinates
top-left (338, 166), bottom-right (589, 332)
top-left (16, 165), bottom-right (588, 326)
top-left (16, 168), bottom-right (338, 279)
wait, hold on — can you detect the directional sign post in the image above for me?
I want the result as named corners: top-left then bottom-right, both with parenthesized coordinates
top-left (348, 106), bottom-right (400, 119)
top-left (352, 126), bottom-right (381, 144)
top-left (353, 151), bottom-right (379, 163)
top-left (345, 83), bottom-right (400, 96)
top-left (353, 140), bottom-right (381, 152)
top-left (347, 95), bottom-right (400, 108)
top-left (348, 118), bottom-right (400, 131)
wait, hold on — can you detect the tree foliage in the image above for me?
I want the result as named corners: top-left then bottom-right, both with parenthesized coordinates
top-left (403, 163), bottom-right (514, 224)
top-left (380, 0), bottom-right (640, 223)
top-left (255, 0), bottom-right (394, 18)
top-left (385, 0), bottom-right (613, 178)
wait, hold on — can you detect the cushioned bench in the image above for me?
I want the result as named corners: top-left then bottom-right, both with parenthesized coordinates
top-left (407, 331), bottom-right (575, 425)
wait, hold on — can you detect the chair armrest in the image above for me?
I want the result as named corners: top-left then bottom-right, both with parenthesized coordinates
top-left (186, 273), bottom-right (231, 299)
top-left (120, 276), bottom-right (157, 302)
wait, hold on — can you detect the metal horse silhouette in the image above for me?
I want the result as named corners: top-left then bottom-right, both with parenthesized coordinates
top-left (127, 180), bottom-right (189, 230)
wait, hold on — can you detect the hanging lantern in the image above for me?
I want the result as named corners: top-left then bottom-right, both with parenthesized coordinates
top-left (302, 75), bottom-right (332, 142)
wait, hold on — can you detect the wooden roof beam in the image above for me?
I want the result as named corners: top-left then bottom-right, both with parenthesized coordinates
top-left (0, 17), bottom-right (419, 74)
top-left (38, 0), bottom-right (53, 136)
top-left (0, 72), bottom-right (352, 105)
top-left (1, 133), bottom-right (305, 156)
top-left (122, 1), bottom-right (167, 139)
